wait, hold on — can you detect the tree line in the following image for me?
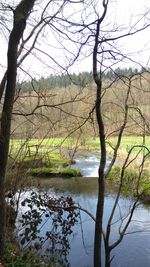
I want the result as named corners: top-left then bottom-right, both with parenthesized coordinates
top-left (18, 67), bottom-right (139, 92)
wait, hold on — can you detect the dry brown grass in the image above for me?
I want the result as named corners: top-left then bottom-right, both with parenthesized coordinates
top-left (10, 72), bottom-right (150, 140)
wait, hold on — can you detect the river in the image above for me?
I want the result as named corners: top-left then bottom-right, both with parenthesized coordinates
top-left (15, 153), bottom-right (150, 267)
top-left (66, 151), bottom-right (112, 177)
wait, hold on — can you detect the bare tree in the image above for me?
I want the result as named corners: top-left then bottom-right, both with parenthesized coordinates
top-left (0, 0), bottom-right (36, 256)
top-left (84, 0), bottom-right (150, 266)
top-left (0, 0), bottom-right (150, 265)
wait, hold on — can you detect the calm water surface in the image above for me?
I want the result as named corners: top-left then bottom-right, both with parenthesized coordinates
top-left (17, 177), bottom-right (150, 267)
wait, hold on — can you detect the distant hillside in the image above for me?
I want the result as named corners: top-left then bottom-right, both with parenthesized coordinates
top-left (17, 68), bottom-right (139, 92)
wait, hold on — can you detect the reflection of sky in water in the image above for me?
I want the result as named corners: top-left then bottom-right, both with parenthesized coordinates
top-left (15, 179), bottom-right (150, 267)
top-left (70, 153), bottom-right (111, 177)
top-left (67, 193), bottom-right (150, 267)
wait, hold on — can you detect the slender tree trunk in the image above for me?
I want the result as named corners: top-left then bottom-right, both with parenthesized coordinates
top-left (105, 248), bottom-right (111, 267)
top-left (93, 3), bottom-right (109, 265)
top-left (94, 79), bottom-right (106, 267)
top-left (0, 71), bottom-right (7, 102)
top-left (0, 0), bottom-right (36, 257)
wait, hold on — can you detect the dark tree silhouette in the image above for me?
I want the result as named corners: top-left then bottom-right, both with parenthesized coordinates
top-left (0, 0), bottom-right (36, 257)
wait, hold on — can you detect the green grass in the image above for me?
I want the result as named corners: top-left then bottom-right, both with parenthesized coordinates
top-left (9, 135), bottom-right (150, 172)
top-left (8, 136), bottom-right (150, 200)
top-left (30, 167), bottom-right (82, 177)
top-left (8, 135), bottom-right (150, 177)
top-left (108, 136), bottom-right (150, 152)
top-left (8, 135), bottom-right (150, 170)
top-left (107, 166), bottom-right (149, 181)
top-left (9, 143), bottom-right (70, 168)
top-left (107, 166), bottom-right (121, 181)
top-left (10, 137), bottom-right (101, 153)
top-left (80, 153), bottom-right (89, 158)
top-left (58, 168), bottom-right (82, 177)
top-left (10, 135), bottom-right (150, 153)
top-left (10, 137), bottom-right (76, 150)
top-left (107, 165), bottom-right (150, 198)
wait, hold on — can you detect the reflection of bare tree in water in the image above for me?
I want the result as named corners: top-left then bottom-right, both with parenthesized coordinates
top-left (16, 192), bottom-right (79, 267)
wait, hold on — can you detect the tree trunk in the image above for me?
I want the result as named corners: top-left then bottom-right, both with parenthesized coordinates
top-left (0, 0), bottom-right (36, 257)
top-left (0, 71), bottom-right (7, 102)
top-left (105, 247), bottom-right (111, 267)
top-left (94, 80), bottom-right (106, 267)
top-left (94, 176), bottom-right (105, 267)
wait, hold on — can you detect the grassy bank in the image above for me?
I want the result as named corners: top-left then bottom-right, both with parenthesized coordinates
top-left (30, 167), bottom-right (82, 178)
top-left (8, 138), bottom-right (83, 180)
top-left (7, 136), bottom-right (150, 196)
top-left (107, 166), bottom-right (150, 200)
top-left (9, 135), bottom-right (150, 166)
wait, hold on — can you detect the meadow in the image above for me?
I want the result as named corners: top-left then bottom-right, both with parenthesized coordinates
top-left (7, 135), bottom-right (150, 199)
top-left (9, 135), bottom-right (150, 156)
top-left (8, 72), bottom-right (150, 198)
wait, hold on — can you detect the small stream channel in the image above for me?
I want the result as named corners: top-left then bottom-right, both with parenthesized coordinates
top-left (15, 153), bottom-right (150, 267)
top-left (66, 151), bottom-right (112, 177)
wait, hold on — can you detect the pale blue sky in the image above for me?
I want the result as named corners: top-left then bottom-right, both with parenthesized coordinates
top-left (0, 0), bottom-right (150, 81)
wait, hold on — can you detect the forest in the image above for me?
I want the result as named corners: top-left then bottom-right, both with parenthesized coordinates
top-left (18, 67), bottom-right (139, 92)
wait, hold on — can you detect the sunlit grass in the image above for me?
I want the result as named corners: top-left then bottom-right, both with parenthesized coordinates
top-left (30, 167), bottom-right (82, 177)
top-left (9, 135), bottom-right (150, 155)
top-left (108, 136), bottom-right (150, 150)
top-left (8, 136), bottom-right (150, 198)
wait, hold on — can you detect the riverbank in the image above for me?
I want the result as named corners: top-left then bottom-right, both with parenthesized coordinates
top-left (107, 166), bottom-right (150, 201)
top-left (7, 136), bottom-right (150, 199)
top-left (30, 167), bottom-right (82, 177)
top-left (3, 237), bottom-right (53, 267)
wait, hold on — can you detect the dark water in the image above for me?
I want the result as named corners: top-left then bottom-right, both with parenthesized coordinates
top-left (16, 177), bottom-right (150, 267)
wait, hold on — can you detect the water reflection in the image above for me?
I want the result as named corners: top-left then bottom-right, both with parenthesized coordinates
top-left (17, 178), bottom-right (150, 267)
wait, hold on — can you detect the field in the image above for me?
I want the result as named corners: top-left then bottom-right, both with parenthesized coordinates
top-left (7, 135), bottom-right (150, 198)
top-left (109, 136), bottom-right (150, 150)
top-left (10, 135), bottom-right (150, 155)
top-left (8, 135), bottom-right (150, 176)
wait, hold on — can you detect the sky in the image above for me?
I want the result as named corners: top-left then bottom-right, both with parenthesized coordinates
top-left (114, 0), bottom-right (150, 62)
top-left (0, 0), bottom-right (150, 81)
